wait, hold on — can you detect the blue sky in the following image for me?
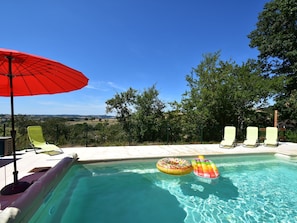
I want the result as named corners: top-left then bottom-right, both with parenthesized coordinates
top-left (0, 0), bottom-right (268, 115)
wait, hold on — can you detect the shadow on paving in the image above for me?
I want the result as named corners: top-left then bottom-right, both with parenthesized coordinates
top-left (0, 150), bottom-right (27, 168)
top-left (0, 158), bottom-right (18, 168)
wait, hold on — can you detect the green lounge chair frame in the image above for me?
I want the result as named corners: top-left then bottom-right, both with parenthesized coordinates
top-left (219, 126), bottom-right (236, 148)
top-left (243, 126), bottom-right (259, 147)
top-left (264, 127), bottom-right (278, 147)
top-left (27, 125), bottom-right (63, 155)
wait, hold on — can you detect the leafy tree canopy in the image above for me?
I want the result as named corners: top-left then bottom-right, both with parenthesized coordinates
top-left (182, 52), bottom-right (273, 140)
top-left (105, 85), bottom-right (166, 142)
top-left (248, 0), bottom-right (297, 93)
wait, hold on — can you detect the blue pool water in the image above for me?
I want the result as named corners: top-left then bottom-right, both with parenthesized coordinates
top-left (29, 154), bottom-right (297, 223)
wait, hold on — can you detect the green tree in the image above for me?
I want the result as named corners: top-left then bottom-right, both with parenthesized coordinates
top-left (248, 0), bottom-right (297, 94)
top-left (41, 117), bottom-right (68, 145)
top-left (133, 85), bottom-right (166, 142)
top-left (248, 0), bottom-right (297, 125)
top-left (106, 85), bottom-right (166, 143)
top-left (182, 52), bottom-right (272, 141)
top-left (165, 101), bottom-right (184, 143)
top-left (276, 89), bottom-right (297, 129)
top-left (106, 87), bottom-right (137, 134)
top-left (67, 123), bottom-right (88, 146)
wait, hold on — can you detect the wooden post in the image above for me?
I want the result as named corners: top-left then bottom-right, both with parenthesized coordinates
top-left (274, 110), bottom-right (278, 127)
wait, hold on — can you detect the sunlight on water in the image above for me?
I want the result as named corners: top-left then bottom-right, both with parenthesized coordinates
top-left (29, 155), bottom-right (297, 223)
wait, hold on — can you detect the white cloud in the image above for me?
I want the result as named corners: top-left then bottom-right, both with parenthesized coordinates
top-left (85, 81), bottom-right (126, 92)
top-left (107, 81), bottom-right (126, 91)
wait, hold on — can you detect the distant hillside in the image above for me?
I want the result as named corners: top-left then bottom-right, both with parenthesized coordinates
top-left (0, 114), bottom-right (115, 123)
top-left (0, 114), bottom-right (115, 118)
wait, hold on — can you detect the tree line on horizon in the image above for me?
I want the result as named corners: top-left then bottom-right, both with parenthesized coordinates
top-left (2, 0), bottom-right (297, 148)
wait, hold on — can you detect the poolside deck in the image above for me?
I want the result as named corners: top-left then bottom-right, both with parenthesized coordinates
top-left (0, 142), bottom-right (297, 215)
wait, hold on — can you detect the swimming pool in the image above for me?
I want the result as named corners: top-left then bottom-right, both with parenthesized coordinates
top-left (29, 154), bottom-right (297, 223)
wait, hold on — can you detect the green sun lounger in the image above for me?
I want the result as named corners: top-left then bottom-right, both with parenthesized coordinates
top-left (243, 126), bottom-right (259, 147)
top-left (219, 126), bottom-right (236, 148)
top-left (27, 125), bottom-right (63, 155)
top-left (264, 127), bottom-right (278, 147)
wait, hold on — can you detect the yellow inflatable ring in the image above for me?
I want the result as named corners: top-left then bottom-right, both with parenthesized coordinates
top-left (156, 158), bottom-right (193, 175)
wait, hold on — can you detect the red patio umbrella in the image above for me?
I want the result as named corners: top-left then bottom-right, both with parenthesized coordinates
top-left (0, 48), bottom-right (89, 195)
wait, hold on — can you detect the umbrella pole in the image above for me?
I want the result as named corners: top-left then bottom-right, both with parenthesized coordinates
top-left (9, 63), bottom-right (18, 185)
top-left (0, 55), bottom-right (31, 195)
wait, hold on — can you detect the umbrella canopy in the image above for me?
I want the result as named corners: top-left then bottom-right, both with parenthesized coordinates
top-left (0, 48), bottom-right (88, 195)
top-left (0, 48), bottom-right (88, 96)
